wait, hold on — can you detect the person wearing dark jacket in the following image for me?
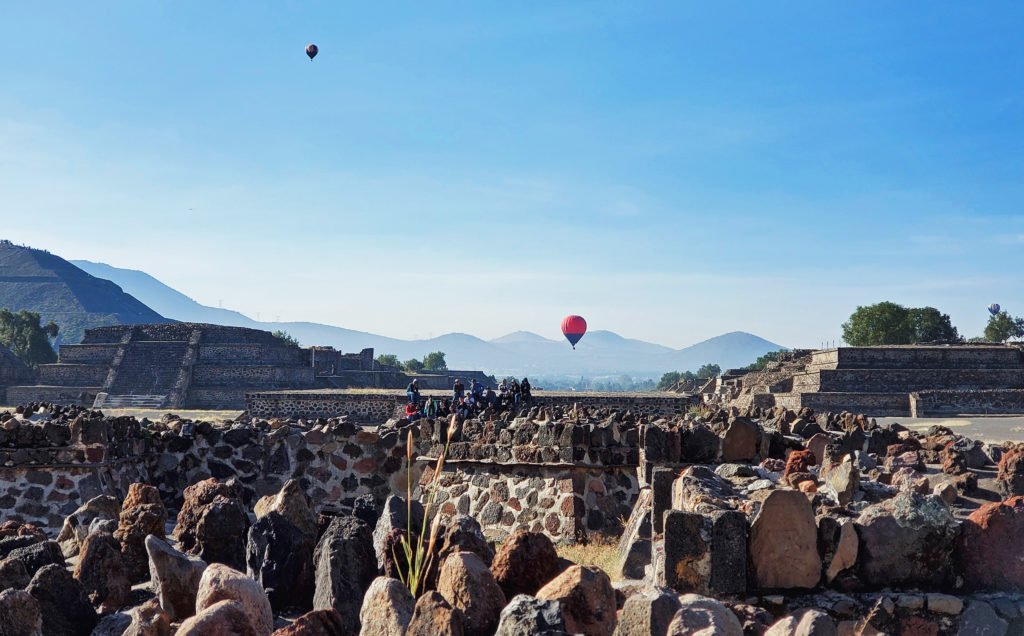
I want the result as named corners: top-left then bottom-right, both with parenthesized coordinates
top-left (406, 379), bottom-right (420, 406)
top-left (521, 378), bottom-right (532, 401)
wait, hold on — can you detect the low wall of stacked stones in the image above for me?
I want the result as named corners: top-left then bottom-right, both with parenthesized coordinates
top-left (812, 346), bottom-right (1023, 370)
top-left (910, 389), bottom-right (1024, 417)
top-left (246, 390), bottom-right (698, 423)
top-left (797, 368), bottom-right (1024, 393)
top-left (0, 410), bottom-right (642, 542)
top-left (36, 364), bottom-right (108, 386)
top-left (197, 344), bottom-right (309, 365)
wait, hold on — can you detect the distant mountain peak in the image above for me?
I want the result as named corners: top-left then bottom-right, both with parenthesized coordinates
top-left (491, 331), bottom-right (554, 344)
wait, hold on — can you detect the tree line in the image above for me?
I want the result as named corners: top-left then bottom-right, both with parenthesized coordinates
top-left (375, 351), bottom-right (448, 373)
top-left (842, 301), bottom-right (1024, 345)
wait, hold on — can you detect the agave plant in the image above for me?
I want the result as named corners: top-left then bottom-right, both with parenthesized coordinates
top-left (393, 416), bottom-right (456, 597)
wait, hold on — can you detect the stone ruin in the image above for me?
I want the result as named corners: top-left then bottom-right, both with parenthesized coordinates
top-left (707, 344), bottom-right (1024, 417)
top-left (0, 398), bottom-right (1022, 634)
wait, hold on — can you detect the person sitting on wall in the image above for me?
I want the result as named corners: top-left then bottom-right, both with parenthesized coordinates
top-left (456, 396), bottom-right (471, 419)
top-left (498, 378), bottom-right (508, 395)
top-left (521, 377), bottom-right (532, 401)
top-left (511, 378), bottom-right (522, 407)
top-left (471, 378), bottom-right (483, 400)
top-left (406, 379), bottom-right (420, 406)
top-left (453, 378), bottom-right (465, 401)
top-left (404, 401), bottom-right (422, 421)
top-left (486, 388), bottom-right (498, 410)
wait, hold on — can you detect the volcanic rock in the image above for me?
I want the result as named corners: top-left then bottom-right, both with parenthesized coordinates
top-left (959, 496), bottom-right (1024, 590)
top-left (764, 608), bottom-right (837, 636)
top-left (145, 535), bottom-right (207, 622)
top-left (73, 531), bottom-right (130, 613)
top-left (56, 495), bottom-right (121, 558)
top-left (114, 483), bottom-right (167, 583)
top-left (312, 516), bottom-right (376, 634)
top-left (612, 586), bottom-right (680, 636)
top-left (358, 577), bottom-right (415, 636)
top-left (749, 490), bottom-right (820, 589)
top-left (195, 563), bottom-right (274, 636)
top-left (437, 551), bottom-right (506, 636)
top-left (494, 595), bottom-right (567, 636)
top-left (491, 530), bottom-right (560, 599)
top-left (176, 600), bottom-right (259, 636)
top-left (406, 591), bottom-right (465, 636)
top-left (270, 609), bottom-right (347, 636)
top-left (0, 589), bottom-right (41, 636)
top-left (254, 479), bottom-right (318, 543)
top-left (667, 594), bottom-right (743, 636)
top-left (26, 564), bottom-right (97, 636)
top-left (856, 491), bottom-right (960, 588)
top-left (536, 565), bottom-right (617, 636)
top-left (246, 512), bottom-right (315, 611)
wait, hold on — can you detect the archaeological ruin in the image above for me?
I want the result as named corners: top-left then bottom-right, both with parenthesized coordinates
top-left (5, 323), bottom-right (494, 410)
top-left (711, 344), bottom-right (1024, 417)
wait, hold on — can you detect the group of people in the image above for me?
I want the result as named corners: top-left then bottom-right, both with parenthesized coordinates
top-left (403, 376), bottom-right (532, 420)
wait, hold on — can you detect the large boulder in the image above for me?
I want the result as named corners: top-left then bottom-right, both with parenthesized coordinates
top-left (612, 587), bottom-right (681, 636)
top-left (536, 565), bottom-right (617, 636)
top-left (270, 609), bottom-right (347, 635)
top-left (667, 594), bottom-right (743, 636)
top-left (25, 564), bottom-right (97, 636)
top-left (73, 532), bottom-right (130, 613)
top-left (749, 490), bottom-right (820, 589)
top-left (855, 492), bottom-right (960, 588)
top-left (406, 591), bottom-right (465, 636)
top-left (175, 479), bottom-right (251, 570)
top-left (56, 495), bottom-right (121, 558)
top-left (721, 418), bottom-right (759, 462)
top-left (436, 551), bottom-right (506, 636)
top-left (4, 541), bottom-right (63, 580)
top-left (313, 516), bottom-right (377, 635)
top-left (372, 496), bottom-right (424, 572)
top-left (195, 564), bottom-right (274, 636)
top-left (0, 589), bottom-right (42, 636)
top-left (358, 577), bottom-right (415, 636)
top-left (490, 530), bottom-right (560, 599)
top-left (494, 595), bottom-right (567, 636)
top-left (114, 483), bottom-right (167, 583)
top-left (145, 535), bottom-right (207, 622)
top-left (254, 479), bottom-right (318, 543)
top-left (122, 598), bottom-right (172, 636)
top-left (436, 515), bottom-right (495, 567)
top-left (176, 600), bottom-right (259, 636)
top-left (764, 609), bottom-right (837, 636)
top-left (996, 449), bottom-right (1024, 498)
top-left (246, 512), bottom-right (316, 612)
top-left (959, 496), bottom-right (1024, 590)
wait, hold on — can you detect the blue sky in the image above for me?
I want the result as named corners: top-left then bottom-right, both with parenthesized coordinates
top-left (1, 2), bottom-right (1022, 348)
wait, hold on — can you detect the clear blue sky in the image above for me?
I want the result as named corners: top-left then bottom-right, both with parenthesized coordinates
top-left (1, 2), bottom-right (1022, 348)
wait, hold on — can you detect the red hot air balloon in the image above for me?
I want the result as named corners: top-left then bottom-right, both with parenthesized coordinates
top-left (561, 315), bottom-right (587, 349)
top-left (306, 44), bottom-right (319, 61)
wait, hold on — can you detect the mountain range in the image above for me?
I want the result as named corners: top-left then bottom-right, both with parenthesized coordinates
top-left (71, 259), bottom-right (785, 376)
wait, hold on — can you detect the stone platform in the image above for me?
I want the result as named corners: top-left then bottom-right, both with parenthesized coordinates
top-left (741, 345), bottom-right (1024, 417)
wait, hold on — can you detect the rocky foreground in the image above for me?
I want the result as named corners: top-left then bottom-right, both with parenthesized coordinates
top-left (0, 403), bottom-right (1023, 634)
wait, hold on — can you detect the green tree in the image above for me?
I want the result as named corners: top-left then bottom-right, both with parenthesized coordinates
top-left (843, 302), bottom-right (962, 345)
top-left (907, 307), bottom-right (961, 343)
top-left (272, 330), bottom-right (301, 348)
top-left (657, 371), bottom-right (682, 390)
top-left (375, 354), bottom-right (401, 369)
top-left (745, 350), bottom-right (783, 371)
top-left (695, 363), bottom-right (721, 379)
top-left (421, 351), bottom-right (447, 371)
top-left (403, 358), bottom-right (424, 372)
top-left (0, 309), bottom-right (58, 368)
top-left (984, 311), bottom-right (1024, 343)
top-left (842, 302), bottom-right (914, 345)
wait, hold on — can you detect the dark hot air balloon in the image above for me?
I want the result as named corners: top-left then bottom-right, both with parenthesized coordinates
top-left (561, 315), bottom-right (587, 349)
top-left (306, 44), bottom-right (318, 61)
top-left (989, 303), bottom-right (1001, 316)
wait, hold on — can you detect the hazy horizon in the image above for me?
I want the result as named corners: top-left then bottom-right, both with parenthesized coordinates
top-left (2, 3), bottom-right (1021, 348)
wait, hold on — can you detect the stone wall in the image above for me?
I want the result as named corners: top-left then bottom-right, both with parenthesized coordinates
top-left (910, 389), bottom-right (1024, 417)
top-left (246, 389), bottom-right (698, 423)
top-left (794, 368), bottom-right (1024, 393)
top-left (197, 344), bottom-right (308, 365)
top-left (808, 346), bottom-right (1023, 370)
top-left (0, 408), bottom-right (643, 542)
top-left (36, 364), bottom-right (108, 386)
top-left (191, 365), bottom-right (314, 387)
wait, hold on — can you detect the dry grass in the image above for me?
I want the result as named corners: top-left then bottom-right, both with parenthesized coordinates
top-left (556, 535), bottom-right (621, 580)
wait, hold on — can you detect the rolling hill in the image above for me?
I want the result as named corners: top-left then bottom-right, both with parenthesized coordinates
top-left (0, 242), bottom-right (171, 345)
top-left (72, 258), bottom-right (786, 375)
